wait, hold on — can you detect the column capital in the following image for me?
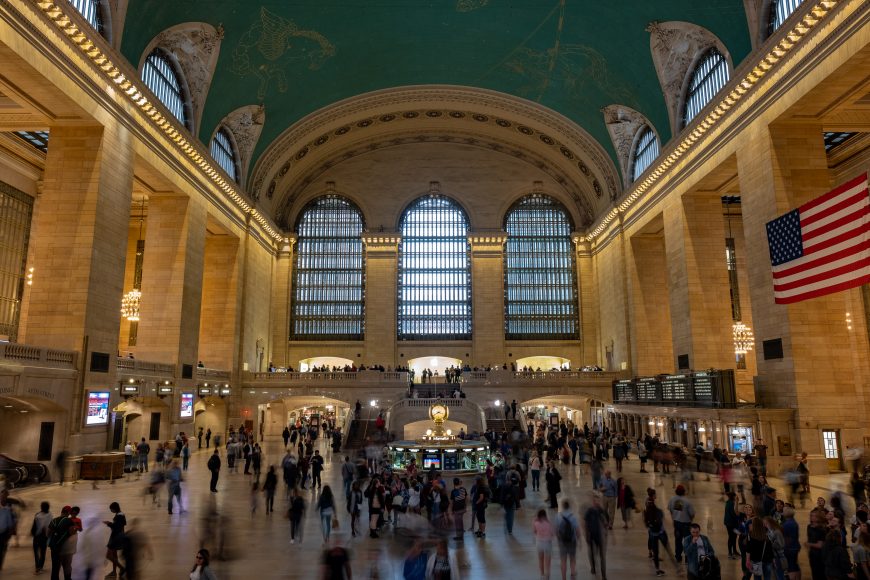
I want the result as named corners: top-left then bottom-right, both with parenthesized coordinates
top-left (278, 234), bottom-right (297, 257)
top-left (572, 232), bottom-right (592, 256)
top-left (362, 231), bottom-right (401, 257)
top-left (468, 230), bottom-right (507, 257)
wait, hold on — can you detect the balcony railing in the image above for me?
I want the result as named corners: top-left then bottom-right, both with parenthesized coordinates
top-left (461, 369), bottom-right (626, 385)
top-left (116, 357), bottom-right (174, 377)
top-left (247, 370), bottom-right (409, 385)
top-left (0, 343), bottom-right (77, 370)
top-left (195, 367), bottom-right (231, 380)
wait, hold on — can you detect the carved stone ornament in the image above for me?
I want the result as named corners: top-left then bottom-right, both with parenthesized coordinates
top-left (602, 104), bottom-right (654, 189)
top-left (142, 22), bottom-right (223, 133)
top-left (646, 21), bottom-right (729, 134)
top-left (218, 105), bottom-right (265, 189)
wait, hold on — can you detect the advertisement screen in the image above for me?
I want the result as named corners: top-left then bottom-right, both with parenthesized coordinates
top-left (180, 393), bottom-right (193, 418)
top-left (422, 453), bottom-right (441, 470)
top-left (86, 391), bottom-right (110, 425)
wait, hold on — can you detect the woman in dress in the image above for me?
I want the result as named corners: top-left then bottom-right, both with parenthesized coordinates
top-left (533, 509), bottom-right (554, 579)
top-left (103, 502), bottom-right (126, 578)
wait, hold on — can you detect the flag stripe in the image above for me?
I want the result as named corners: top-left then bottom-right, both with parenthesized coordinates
top-left (800, 173), bottom-right (869, 214)
top-left (772, 237), bottom-right (870, 281)
top-left (801, 189), bottom-right (868, 228)
top-left (802, 204), bottom-right (870, 242)
top-left (774, 272), bottom-right (870, 303)
top-left (774, 253), bottom-right (870, 290)
top-left (801, 222), bottom-right (870, 258)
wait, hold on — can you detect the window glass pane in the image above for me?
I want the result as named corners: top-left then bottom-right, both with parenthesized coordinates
top-left (0, 183), bottom-right (33, 342)
top-left (12, 131), bottom-right (49, 153)
top-left (631, 127), bottom-right (659, 181)
top-left (683, 49), bottom-right (729, 127)
top-left (769, 0), bottom-right (806, 34)
top-left (398, 196), bottom-right (471, 340)
top-left (504, 194), bottom-right (578, 340)
top-left (291, 195), bottom-right (365, 340)
top-left (210, 127), bottom-right (239, 182)
top-left (67, 0), bottom-right (103, 34)
top-left (142, 49), bottom-right (188, 129)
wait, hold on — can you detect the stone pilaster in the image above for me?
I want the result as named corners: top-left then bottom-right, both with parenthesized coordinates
top-left (362, 233), bottom-right (400, 366)
top-left (664, 193), bottom-right (734, 371)
top-left (269, 235), bottom-right (295, 368)
top-left (574, 236), bottom-right (600, 367)
top-left (628, 232), bottom-right (674, 375)
top-left (469, 231), bottom-right (507, 366)
top-left (135, 195), bottom-right (207, 376)
top-left (198, 234), bottom-right (242, 368)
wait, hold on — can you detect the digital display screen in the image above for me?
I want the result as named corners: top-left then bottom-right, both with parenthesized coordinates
top-left (86, 392), bottom-right (110, 425)
top-left (442, 453), bottom-right (460, 471)
top-left (423, 453), bottom-right (441, 470)
top-left (180, 393), bottom-right (193, 418)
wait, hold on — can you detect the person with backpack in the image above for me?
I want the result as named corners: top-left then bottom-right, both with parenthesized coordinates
top-left (546, 460), bottom-right (562, 510)
top-left (473, 477), bottom-right (489, 539)
top-left (556, 499), bottom-right (581, 580)
top-left (47, 505), bottom-right (74, 580)
top-left (583, 492), bottom-right (610, 578)
top-left (31, 501), bottom-right (52, 574)
top-left (645, 488), bottom-right (673, 577)
top-left (668, 484), bottom-right (696, 564)
top-left (207, 449), bottom-right (221, 493)
top-left (683, 522), bottom-right (717, 580)
top-left (502, 476), bottom-right (519, 535)
top-left (449, 478), bottom-right (468, 541)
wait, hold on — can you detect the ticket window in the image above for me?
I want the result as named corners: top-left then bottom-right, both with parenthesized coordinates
top-left (729, 426), bottom-right (753, 454)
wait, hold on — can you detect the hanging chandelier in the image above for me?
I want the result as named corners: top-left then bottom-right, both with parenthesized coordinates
top-left (732, 321), bottom-right (755, 355)
top-left (121, 289), bottom-right (141, 321)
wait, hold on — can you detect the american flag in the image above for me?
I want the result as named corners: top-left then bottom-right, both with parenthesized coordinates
top-left (766, 173), bottom-right (870, 304)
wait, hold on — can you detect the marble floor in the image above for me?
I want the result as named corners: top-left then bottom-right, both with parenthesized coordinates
top-left (0, 440), bottom-right (854, 579)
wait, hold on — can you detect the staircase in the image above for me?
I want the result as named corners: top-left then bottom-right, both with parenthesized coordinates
top-left (345, 420), bottom-right (376, 449)
top-left (486, 418), bottom-right (522, 434)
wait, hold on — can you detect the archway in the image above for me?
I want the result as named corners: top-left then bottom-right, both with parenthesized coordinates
top-left (193, 397), bottom-right (227, 449)
top-left (515, 356), bottom-right (571, 371)
top-left (299, 356), bottom-right (354, 372)
top-left (408, 356), bottom-right (462, 383)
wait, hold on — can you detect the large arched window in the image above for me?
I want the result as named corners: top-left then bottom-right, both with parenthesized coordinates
top-left (291, 195), bottom-right (365, 340)
top-left (768, 0), bottom-right (805, 35)
top-left (631, 126), bottom-right (660, 181)
top-left (68, 0), bottom-right (104, 36)
top-left (398, 196), bottom-right (471, 340)
top-left (142, 48), bottom-right (191, 130)
top-left (210, 127), bottom-right (239, 182)
top-left (504, 194), bottom-right (578, 340)
top-left (683, 48), bottom-right (730, 127)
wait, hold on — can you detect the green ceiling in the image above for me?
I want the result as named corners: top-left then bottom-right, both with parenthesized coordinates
top-left (120, 0), bottom-right (752, 177)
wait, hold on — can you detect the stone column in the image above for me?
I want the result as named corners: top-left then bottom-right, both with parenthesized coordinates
top-left (469, 232), bottom-right (506, 366)
top-left (628, 233), bottom-right (674, 375)
top-left (362, 233), bottom-right (400, 366)
top-left (664, 194), bottom-right (735, 371)
top-left (269, 236), bottom-right (295, 368)
top-left (21, 124), bottom-right (133, 450)
top-left (198, 234), bottom-right (242, 368)
top-left (574, 236), bottom-right (600, 366)
top-left (136, 195), bottom-right (207, 373)
top-left (736, 124), bottom-right (868, 459)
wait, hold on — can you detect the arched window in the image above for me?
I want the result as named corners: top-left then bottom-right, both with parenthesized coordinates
top-left (141, 48), bottom-right (191, 130)
top-left (504, 194), bottom-right (578, 340)
top-left (768, 0), bottom-right (806, 35)
top-left (210, 127), bottom-right (239, 182)
top-left (291, 195), bottom-right (365, 340)
top-left (68, 0), bottom-right (104, 36)
top-left (398, 196), bottom-right (471, 340)
top-left (683, 48), bottom-right (729, 128)
top-left (631, 127), bottom-right (659, 181)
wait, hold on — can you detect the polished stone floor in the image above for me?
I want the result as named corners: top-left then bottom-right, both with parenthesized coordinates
top-left (1, 439), bottom-right (854, 579)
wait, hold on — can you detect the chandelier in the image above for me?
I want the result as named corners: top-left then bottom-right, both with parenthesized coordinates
top-left (732, 321), bottom-right (755, 355)
top-left (121, 289), bottom-right (141, 321)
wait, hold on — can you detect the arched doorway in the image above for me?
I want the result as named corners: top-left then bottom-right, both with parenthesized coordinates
top-left (299, 356), bottom-right (354, 372)
top-left (515, 356), bottom-right (571, 371)
top-left (407, 356), bottom-right (462, 383)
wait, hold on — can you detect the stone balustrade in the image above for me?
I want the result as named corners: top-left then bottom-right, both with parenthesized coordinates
top-left (0, 343), bottom-right (77, 369)
top-left (116, 357), bottom-right (175, 377)
top-left (195, 367), bottom-right (231, 380)
top-left (247, 370), bottom-right (409, 385)
top-left (461, 369), bottom-right (626, 385)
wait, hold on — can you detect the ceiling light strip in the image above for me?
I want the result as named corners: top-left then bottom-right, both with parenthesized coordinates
top-left (585, 0), bottom-right (839, 242)
top-left (33, 1), bottom-right (282, 242)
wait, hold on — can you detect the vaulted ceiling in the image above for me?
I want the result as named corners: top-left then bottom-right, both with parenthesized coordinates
top-left (119, 1), bottom-right (754, 223)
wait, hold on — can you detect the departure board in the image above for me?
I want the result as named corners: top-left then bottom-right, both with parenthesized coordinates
top-left (661, 374), bottom-right (692, 401)
top-left (614, 379), bottom-right (635, 402)
top-left (692, 372), bottom-right (714, 400)
top-left (635, 377), bottom-right (660, 401)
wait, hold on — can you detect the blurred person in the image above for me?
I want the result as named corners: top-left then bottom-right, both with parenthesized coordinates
top-left (46, 505), bottom-right (72, 580)
top-left (119, 518), bottom-right (151, 580)
top-left (599, 470), bottom-right (618, 530)
top-left (263, 465), bottom-right (278, 514)
top-left (747, 517), bottom-right (775, 580)
top-left (190, 548), bottom-right (218, 580)
top-left (449, 477), bottom-right (468, 541)
top-left (617, 477), bottom-right (636, 529)
top-left (181, 440), bottom-right (191, 471)
top-left (781, 506), bottom-right (801, 580)
top-left (644, 488), bottom-right (673, 577)
top-left (318, 485), bottom-right (337, 545)
top-left (78, 515), bottom-right (107, 580)
top-left (289, 487), bottom-right (305, 544)
top-left (763, 516), bottom-right (787, 580)
top-left (426, 539), bottom-right (460, 580)
top-left (322, 535), bottom-right (352, 580)
top-left (166, 460), bottom-right (184, 514)
top-left (0, 489), bottom-right (22, 570)
top-left (822, 529), bottom-right (852, 580)
top-left (349, 481), bottom-right (363, 537)
top-left (534, 509), bottom-right (554, 580)
top-left (583, 492), bottom-right (609, 578)
top-left (668, 484), bottom-right (696, 564)
top-left (473, 477), bottom-right (489, 538)
top-left (556, 499), bottom-right (580, 580)
top-left (546, 460), bottom-right (562, 510)
top-left (403, 539), bottom-right (428, 580)
top-left (104, 502), bottom-right (126, 577)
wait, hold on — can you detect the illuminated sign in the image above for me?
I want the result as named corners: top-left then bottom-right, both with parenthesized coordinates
top-left (180, 393), bottom-right (193, 418)
top-left (86, 392), bottom-right (110, 425)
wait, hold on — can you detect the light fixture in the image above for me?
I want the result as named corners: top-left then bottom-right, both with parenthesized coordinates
top-left (122, 199), bottom-right (146, 325)
top-left (26, 267), bottom-right (34, 286)
top-left (494, 399), bottom-right (501, 407)
top-left (733, 321), bottom-right (755, 355)
top-left (369, 400), bottom-right (377, 407)
top-left (698, 426), bottom-right (706, 432)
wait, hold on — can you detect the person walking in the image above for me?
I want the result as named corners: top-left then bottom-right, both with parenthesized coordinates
top-left (556, 500), bottom-right (580, 580)
top-left (473, 477), bottom-right (489, 539)
top-left (317, 485), bottom-right (337, 545)
top-left (683, 523), bottom-right (716, 580)
top-left (449, 477), bottom-right (468, 541)
top-left (282, 426), bottom-right (290, 448)
top-left (46, 505), bottom-right (73, 580)
top-left (645, 488), bottom-right (673, 577)
top-left (617, 478), bottom-right (636, 529)
top-left (103, 502), bottom-right (126, 578)
top-left (181, 441), bottom-right (191, 471)
top-left (349, 481), bottom-right (363, 537)
top-left (781, 506), bottom-right (801, 580)
top-left (190, 548), bottom-right (218, 580)
top-left (31, 501), bottom-right (52, 574)
top-left (341, 456), bottom-right (355, 500)
top-left (668, 484), bottom-right (696, 564)
top-left (599, 470), bottom-right (618, 530)
top-left (747, 517), bottom-right (774, 580)
top-left (0, 490), bottom-right (19, 571)
top-left (166, 460), bottom-right (183, 514)
top-left (530, 451), bottom-right (542, 492)
top-left (207, 449), bottom-right (221, 493)
top-left (502, 475), bottom-right (519, 535)
top-left (311, 450), bottom-right (325, 489)
top-left (289, 488), bottom-right (305, 544)
top-left (583, 492), bottom-right (609, 579)
top-left (425, 538), bottom-right (461, 580)
top-left (546, 461), bottom-right (562, 510)
top-left (534, 509), bottom-right (555, 580)
top-left (724, 491), bottom-right (741, 560)
top-left (263, 466), bottom-right (278, 514)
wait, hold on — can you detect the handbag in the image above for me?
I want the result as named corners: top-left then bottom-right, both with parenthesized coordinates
top-left (331, 514), bottom-right (339, 529)
top-left (750, 542), bottom-right (767, 577)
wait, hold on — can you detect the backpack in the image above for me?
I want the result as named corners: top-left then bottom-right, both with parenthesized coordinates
top-left (557, 514), bottom-right (576, 543)
top-left (451, 487), bottom-right (467, 511)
